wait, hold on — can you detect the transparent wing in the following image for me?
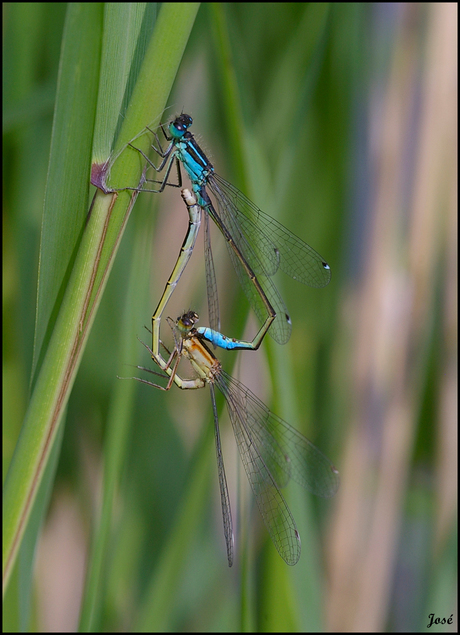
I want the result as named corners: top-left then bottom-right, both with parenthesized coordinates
top-left (216, 374), bottom-right (302, 565)
top-left (220, 371), bottom-right (340, 498)
top-left (210, 173), bottom-right (331, 288)
top-left (203, 189), bottom-right (292, 345)
top-left (210, 385), bottom-right (234, 567)
top-left (203, 212), bottom-right (221, 335)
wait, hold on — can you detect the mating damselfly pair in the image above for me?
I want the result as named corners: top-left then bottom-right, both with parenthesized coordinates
top-left (106, 114), bottom-right (339, 566)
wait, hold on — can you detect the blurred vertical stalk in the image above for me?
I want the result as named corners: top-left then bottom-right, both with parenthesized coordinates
top-left (327, 4), bottom-right (457, 630)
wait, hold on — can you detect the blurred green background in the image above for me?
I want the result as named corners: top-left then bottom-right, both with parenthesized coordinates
top-left (3, 3), bottom-right (456, 632)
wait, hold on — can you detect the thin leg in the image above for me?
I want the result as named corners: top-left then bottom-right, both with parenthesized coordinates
top-left (130, 142), bottom-right (170, 173)
top-left (119, 153), bottom-right (182, 194)
top-left (131, 331), bottom-right (205, 391)
top-left (145, 127), bottom-right (167, 157)
top-left (203, 211), bottom-right (220, 334)
top-left (143, 156), bottom-right (182, 189)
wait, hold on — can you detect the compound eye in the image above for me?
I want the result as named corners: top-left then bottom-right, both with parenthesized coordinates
top-left (179, 113), bottom-right (193, 129)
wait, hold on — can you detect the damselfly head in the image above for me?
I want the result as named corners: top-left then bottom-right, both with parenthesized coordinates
top-left (170, 114), bottom-right (193, 138)
top-left (177, 310), bottom-right (199, 333)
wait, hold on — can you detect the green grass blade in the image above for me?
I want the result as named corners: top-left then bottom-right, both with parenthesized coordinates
top-left (3, 1), bottom-right (200, 595)
top-left (31, 2), bottom-right (103, 387)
